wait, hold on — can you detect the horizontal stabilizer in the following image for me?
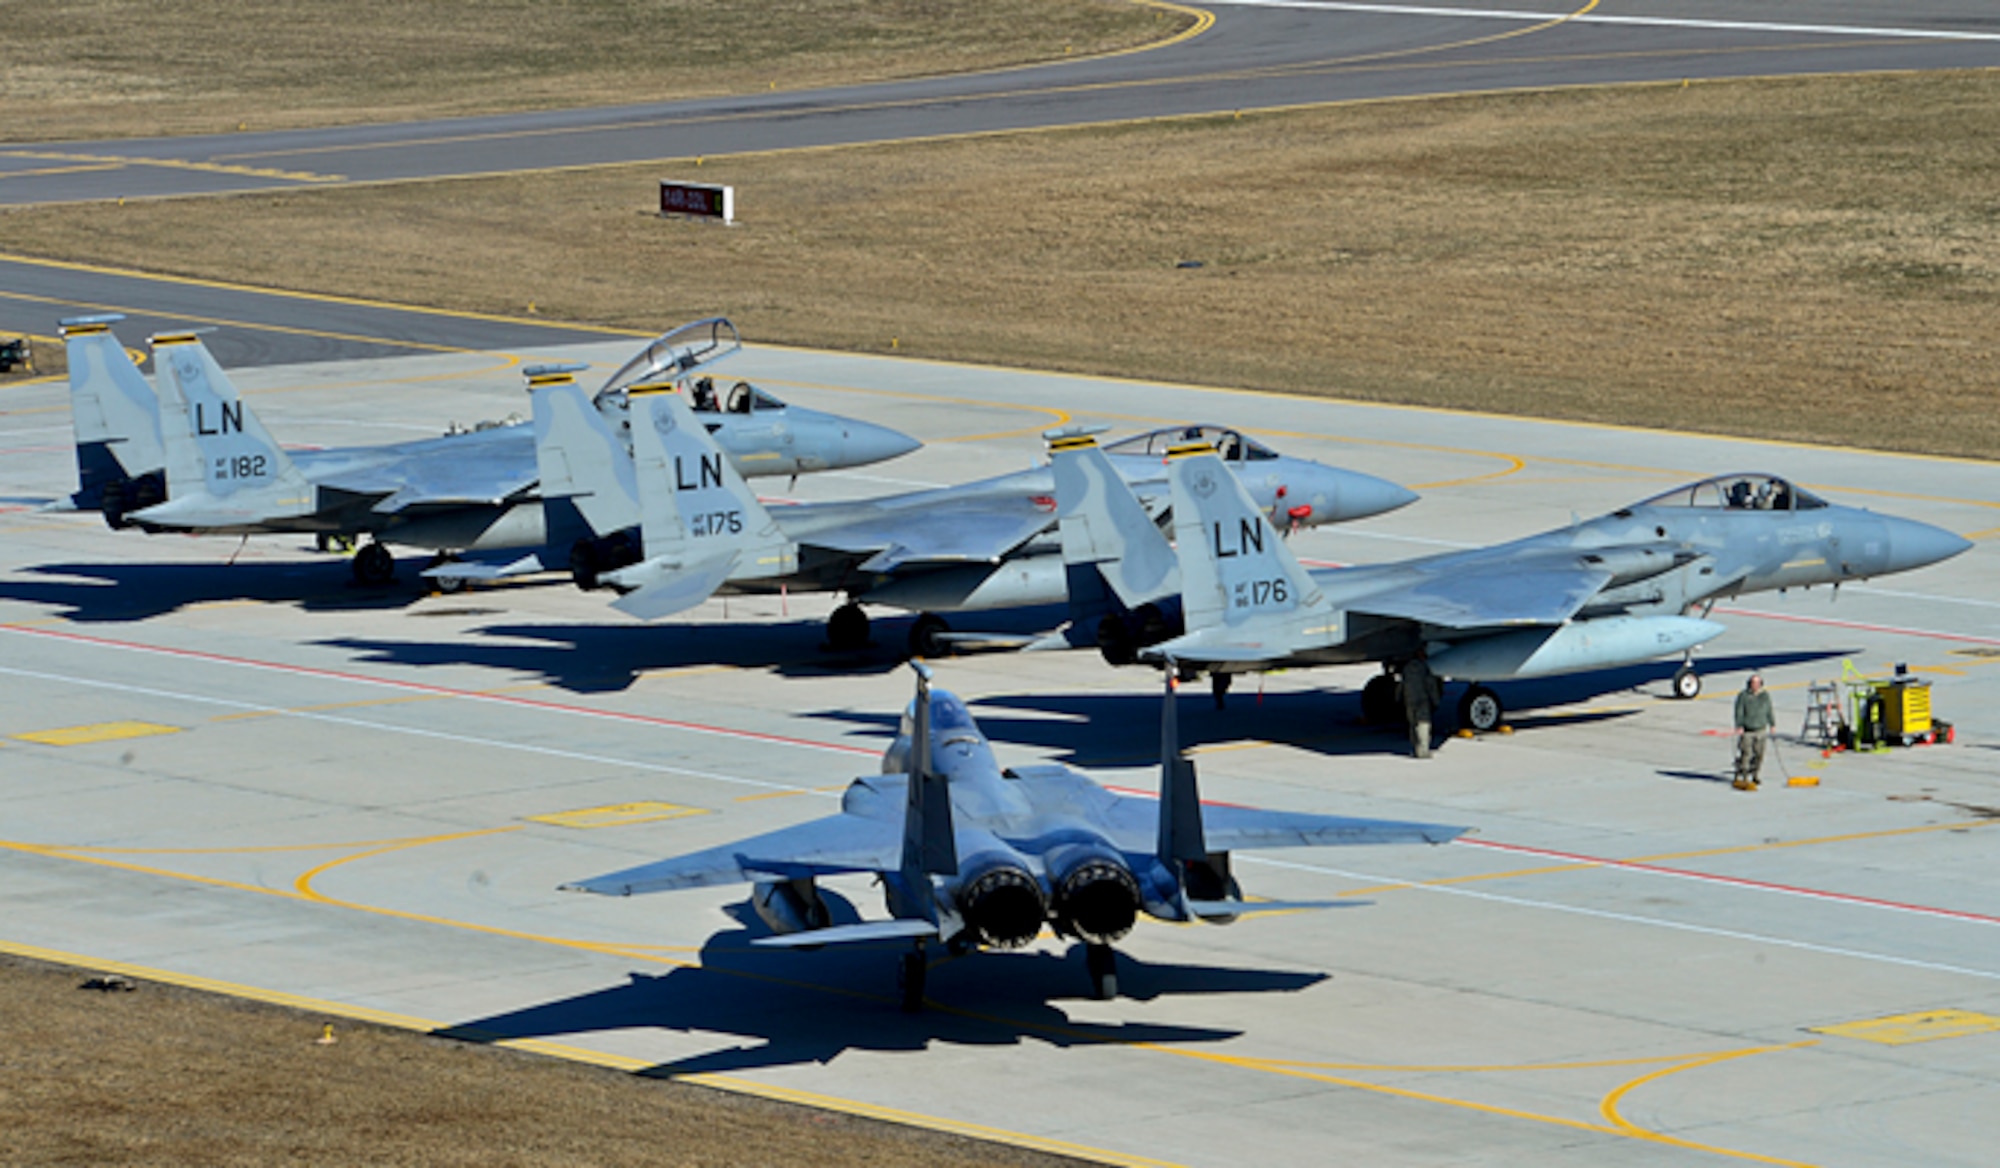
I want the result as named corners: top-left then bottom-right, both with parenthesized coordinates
top-left (752, 919), bottom-right (941, 949)
top-left (560, 807), bottom-right (902, 894)
top-left (608, 552), bottom-right (740, 620)
top-left (421, 554), bottom-right (545, 581)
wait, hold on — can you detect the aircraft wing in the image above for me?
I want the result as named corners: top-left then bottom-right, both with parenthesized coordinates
top-left (801, 494), bottom-right (1055, 572)
top-left (1346, 562), bottom-right (1614, 630)
top-left (561, 812), bottom-right (904, 896)
top-left (318, 460), bottom-right (538, 514)
top-left (1090, 788), bottom-right (1465, 852)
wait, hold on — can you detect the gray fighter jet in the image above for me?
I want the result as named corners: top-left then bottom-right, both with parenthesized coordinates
top-left (564, 660), bottom-right (1466, 1009)
top-left (1051, 432), bottom-right (1972, 730)
top-left (529, 373), bottom-right (1419, 653)
top-left (54, 315), bottom-right (920, 585)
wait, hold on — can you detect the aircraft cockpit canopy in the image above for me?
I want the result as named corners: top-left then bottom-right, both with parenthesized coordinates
top-left (1104, 424), bottom-right (1280, 463)
top-left (688, 377), bottom-right (786, 415)
top-left (1635, 473), bottom-right (1828, 513)
top-left (895, 689), bottom-right (983, 747)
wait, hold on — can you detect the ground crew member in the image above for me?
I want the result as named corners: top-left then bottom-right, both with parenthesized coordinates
top-left (1400, 649), bottom-right (1443, 759)
top-left (1733, 673), bottom-right (1775, 789)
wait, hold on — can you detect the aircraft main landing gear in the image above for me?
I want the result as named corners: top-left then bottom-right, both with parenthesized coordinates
top-left (352, 541), bottom-right (395, 586)
top-left (828, 603), bottom-right (870, 652)
top-left (1360, 672), bottom-right (1399, 725)
top-left (1085, 943), bottom-right (1118, 1000)
top-left (909, 613), bottom-right (951, 659)
top-left (897, 945), bottom-right (928, 1013)
top-left (1210, 672), bottom-right (1232, 710)
top-left (1459, 684), bottom-right (1504, 733)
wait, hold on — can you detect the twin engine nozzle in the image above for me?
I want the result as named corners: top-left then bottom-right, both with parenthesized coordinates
top-left (954, 845), bottom-right (1144, 950)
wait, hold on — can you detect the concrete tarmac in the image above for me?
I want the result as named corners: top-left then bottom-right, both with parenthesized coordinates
top-left (2, 341), bottom-right (1996, 1166)
top-left (5, 1), bottom-right (1999, 205)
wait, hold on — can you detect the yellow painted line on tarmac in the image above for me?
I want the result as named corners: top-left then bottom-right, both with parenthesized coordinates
top-left (524, 804), bottom-right (712, 832)
top-left (208, 691), bottom-right (457, 723)
top-left (13, 720), bottom-right (181, 746)
top-left (734, 782), bottom-right (849, 802)
top-left (0, 937), bottom-right (439, 1030)
top-left (0, 252), bottom-right (646, 342)
top-left (0, 149), bottom-right (343, 184)
top-left (1811, 1009), bottom-right (2000, 1046)
top-left (1597, 1041), bottom-right (1821, 1167)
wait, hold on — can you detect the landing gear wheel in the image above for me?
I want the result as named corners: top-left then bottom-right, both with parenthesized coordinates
top-left (897, 948), bottom-right (928, 1014)
top-left (1360, 673), bottom-right (1400, 726)
top-left (1085, 943), bottom-right (1118, 1001)
top-left (1671, 665), bottom-right (1702, 700)
top-left (909, 613), bottom-right (951, 659)
top-left (1096, 615), bottom-right (1136, 666)
top-left (568, 539), bottom-right (601, 590)
top-left (423, 553), bottom-right (464, 594)
top-left (827, 603), bottom-right (870, 652)
top-left (352, 542), bottom-right (395, 586)
top-left (1459, 684), bottom-right (1503, 734)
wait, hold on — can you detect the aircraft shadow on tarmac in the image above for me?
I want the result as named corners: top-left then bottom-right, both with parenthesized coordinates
top-left (322, 621), bottom-right (919, 694)
top-left (3, 560), bottom-right (431, 621)
top-left (806, 650), bottom-right (1854, 768)
top-left (434, 918), bottom-right (1316, 1076)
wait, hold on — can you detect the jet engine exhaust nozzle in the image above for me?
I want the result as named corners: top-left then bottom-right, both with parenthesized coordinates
top-left (957, 861), bottom-right (1047, 949)
top-left (1050, 852), bottom-right (1142, 946)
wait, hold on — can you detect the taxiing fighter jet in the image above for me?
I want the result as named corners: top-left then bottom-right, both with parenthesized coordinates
top-left (55, 315), bottom-right (920, 584)
top-left (529, 372), bottom-right (1418, 654)
top-left (564, 661), bottom-right (1466, 1009)
top-left (1051, 432), bottom-right (1972, 730)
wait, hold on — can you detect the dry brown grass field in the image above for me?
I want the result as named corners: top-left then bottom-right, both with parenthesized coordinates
top-left (2, 0), bottom-right (1181, 141)
top-left (8, 72), bottom-right (1997, 459)
top-left (0, 953), bottom-right (1092, 1167)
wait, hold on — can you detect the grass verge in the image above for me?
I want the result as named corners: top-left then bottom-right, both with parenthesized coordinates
top-left (1, 0), bottom-right (1185, 142)
top-left (0, 952), bottom-right (1095, 1167)
top-left (5, 71), bottom-right (1997, 460)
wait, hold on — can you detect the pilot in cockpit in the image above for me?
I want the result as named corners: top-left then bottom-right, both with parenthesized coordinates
top-left (727, 381), bottom-right (755, 414)
top-left (1726, 480), bottom-right (1753, 509)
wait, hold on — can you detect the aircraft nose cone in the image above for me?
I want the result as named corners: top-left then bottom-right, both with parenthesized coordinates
top-left (1884, 516), bottom-right (1973, 575)
top-left (1325, 470), bottom-right (1419, 522)
top-left (842, 419), bottom-right (922, 469)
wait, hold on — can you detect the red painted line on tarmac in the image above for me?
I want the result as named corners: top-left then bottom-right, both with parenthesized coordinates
top-left (1714, 605), bottom-right (2000, 647)
top-left (1458, 836), bottom-right (2000, 927)
top-left (0, 623), bottom-right (879, 757)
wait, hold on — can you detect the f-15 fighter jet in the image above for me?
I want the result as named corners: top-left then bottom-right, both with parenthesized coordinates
top-left (1051, 432), bottom-right (1972, 730)
top-left (528, 371), bottom-right (1418, 654)
top-left (55, 315), bottom-right (919, 585)
top-left (564, 660), bottom-right (1466, 1009)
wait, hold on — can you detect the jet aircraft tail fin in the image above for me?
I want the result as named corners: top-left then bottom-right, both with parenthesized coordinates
top-left (61, 314), bottom-right (165, 518)
top-left (612, 378), bottom-right (792, 584)
top-left (902, 661), bottom-right (960, 880)
top-left (1049, 428), bottom-right (1180, 609)
top-left (526, 363), bottom-right (641, 542)
top-left (142, 332), bottom-right (312, 522)
top-left (1165, 442), bottom-right (1330, 633)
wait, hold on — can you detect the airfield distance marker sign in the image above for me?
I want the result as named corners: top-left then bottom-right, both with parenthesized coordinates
top-left (659, 179), bottom-right (734, 225)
